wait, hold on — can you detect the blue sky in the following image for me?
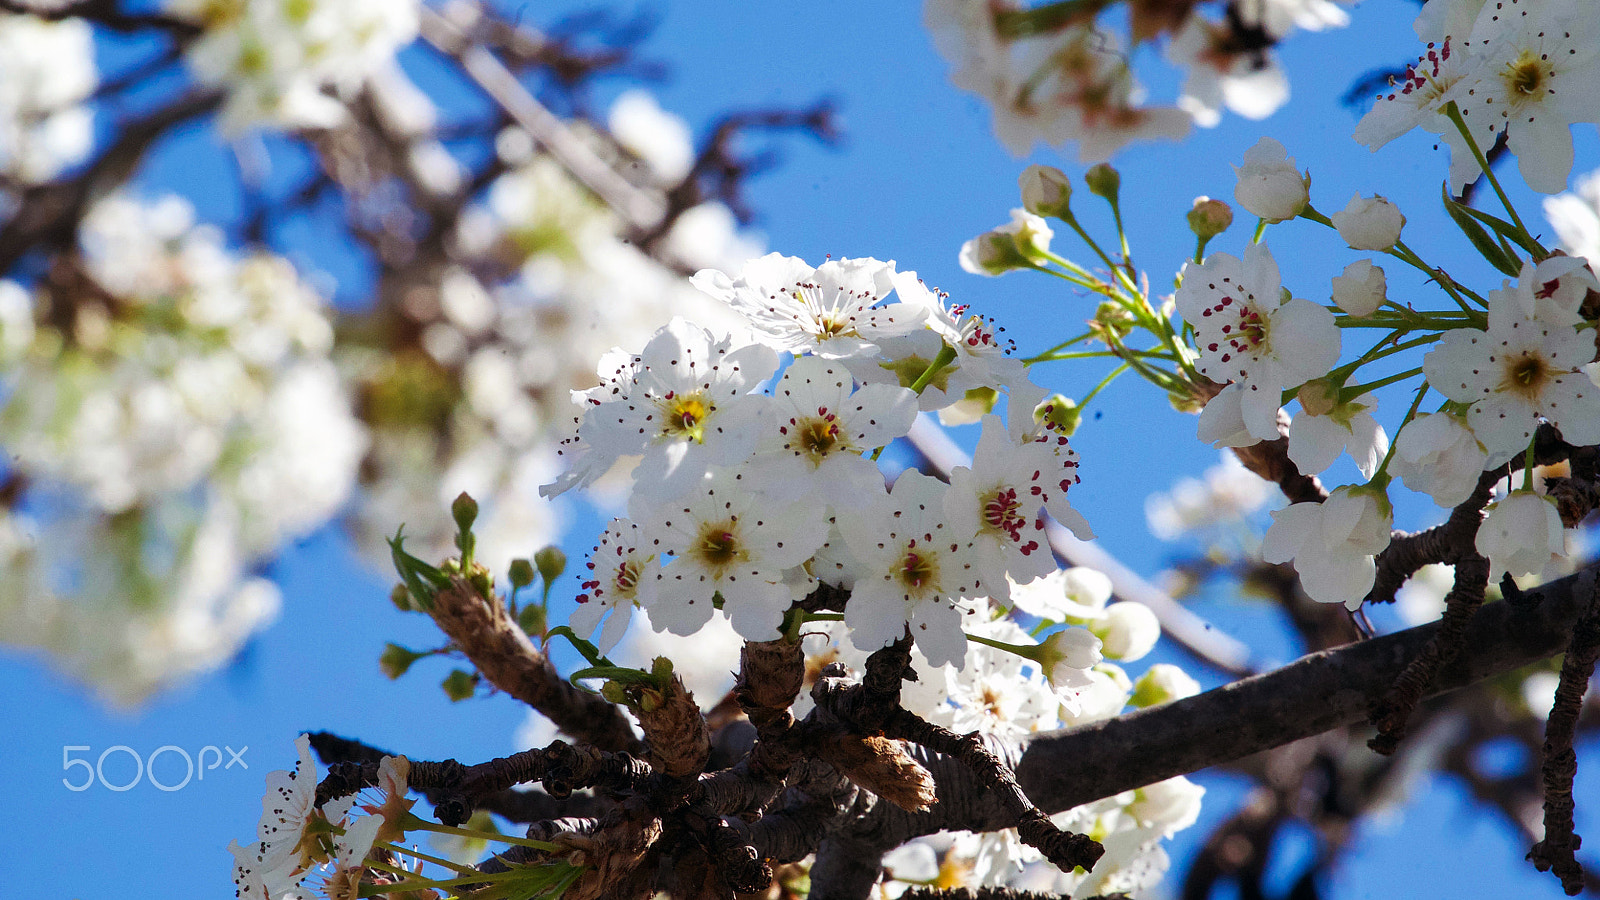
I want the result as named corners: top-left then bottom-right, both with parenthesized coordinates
top-left (1, 1), bottom-right (1596, 897)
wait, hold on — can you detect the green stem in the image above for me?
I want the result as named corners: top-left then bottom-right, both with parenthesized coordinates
top-left (1341, 366), bottom-right (1424, 399)
top-left (1370, 381), bottom-right (1430, 483)
top-left (1079, 363), bottom-right (1130, 406)
top-left (405, 816), bottom-right (562, 852)
top-left (1251, 218), bottom-right (1268, 244)
top-left (1443, 100), bottom-right (1532, 242)
top-left (378, 841), bottom-right (480, 876)
top-left (1523, 438), bottom-right (1537, 492)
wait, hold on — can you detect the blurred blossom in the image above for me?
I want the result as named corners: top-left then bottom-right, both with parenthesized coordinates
top-left (1145, 451), bottom-right (1272, 541)
top-left (0, 193), bottom-right (363, 704)
top-left (0, 12), bottom-right (96, 196)
top-left (1543, 168), bottom-right (1600, 267)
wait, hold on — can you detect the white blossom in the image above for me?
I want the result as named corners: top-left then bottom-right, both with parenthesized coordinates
top-left (1176, 242), bottom-right (1340, 444)
top-left (571, 518), bottom-right (659, 655)
top-left (1009, 566), bottom-right (1113, 621)
top-left (1231, 137), bottom-right (1309, 222)
top-left (1543, 167), bottom-right (1600, 266)
top-left (1262, 486), bottom-right (1393, 610)
top-left (1388, 412), bottom-right (1489, 507)
top-left (1476, 490), bottom-right (1564, 579)
top-left (1287, 391), bottom-right (1389, 479)
top-left (1089, 602), bottom-right (1161, 662)
top-left (1331, 259), bottom-right (1388, 316)
top-left (1331, 193), bottom-right (1406, 250)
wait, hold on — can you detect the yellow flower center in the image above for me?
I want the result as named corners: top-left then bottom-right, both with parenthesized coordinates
top-left (661, 392), bottom-right (711, 441)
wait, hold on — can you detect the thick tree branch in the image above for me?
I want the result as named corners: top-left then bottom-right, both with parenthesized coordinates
top-left (1015, 564), bottom-right (1599, 813)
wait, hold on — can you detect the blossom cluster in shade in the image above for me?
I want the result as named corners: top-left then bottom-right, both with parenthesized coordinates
top-left (923, 0), bottom-right (1355, 160)
top-left (546, 253), bottom-right (1094, 669)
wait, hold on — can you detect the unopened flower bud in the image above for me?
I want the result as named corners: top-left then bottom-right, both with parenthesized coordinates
top-left (534, 546), bottom-right (567, 585)
top-left (1094, 301), bottom-right (1136, 339)
top-left (1085, 163), bottom-right (1120, 202)
top-left (959, 209), bottom-right (1054, 275)
top-left (1089, 601), bottom-right (1160, 661)
top-left (509, 558), bottom-right (536, 589)
top-left (1186, 196), bottom-right (1233, 239)
top-left (1331, 259), bottom-right (1387, 316)
top-left (390, 583), bottom-right (415, 611)
top-left (939, 386), bottom-right (999, 426)
top-left (1020, 164), bottom-right (1073, 217)
top-left (1233, 137), bottom-right (1308, 222)
top-left (517, 603), bottom-right (547, 636)
top-left (1130, 663), bottom-right (1201, 707)
top-left (451, 491), bottom-right (479, 534)
top-left (1332, 193), bottom-right (1405, 250)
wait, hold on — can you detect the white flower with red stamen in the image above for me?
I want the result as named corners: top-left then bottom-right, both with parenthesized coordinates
top-left (944, 415), bottom-right (1057, 600)
top-left (837, 470), bottom-right (982, 668)
top-left (1006, 379), bottom-right (1095, 540)
top-left (641, 470), bottom-right (828, 641)
top-left (863, 270), bottom-right (1026, 418)
top-left (745, 355), bottom-right (917, 508)
top-left (1449, 0), bottom-right (1600, 193)
top-left (1353, 36), bottom-right (1480, 189)
top-left (690, 253), bottom-right (925, 359)
top-left (1422, 288), bottom-right (1600, 463)
top-left (571, 518), bottom-right (660, 655)
top-left (1175, 242), bottom-right (1340, 445)
top-left (540, 318), bottom-right (778, 503)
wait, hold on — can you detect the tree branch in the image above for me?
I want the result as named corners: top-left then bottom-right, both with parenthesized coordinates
top-left (1016, 564), bottom-right (1599, 813)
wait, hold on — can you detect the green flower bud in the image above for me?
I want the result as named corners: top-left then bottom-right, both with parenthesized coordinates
top-left (1093, 301), bottom-right (1136, 340)
top-left (1186, 196), bottom-right (1233, 239)
top-left (1085, 163), bottom-right (1120, 202)
top-left (451, 491), bottom-right (479, 533)
top-left (390, 583), bottom-right (415, 611)
top-left (517, 603), bottom-right (547, 636)
top-left (534, 546), bottom-right (567, 585)
top-left (1038, 394), bottom-right (1082, 438)
top-left (509, 558), bottom-right (536, 589)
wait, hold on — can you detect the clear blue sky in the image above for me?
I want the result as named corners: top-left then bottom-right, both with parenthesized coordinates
top-left (1, 1), bottom-right (1596, 897)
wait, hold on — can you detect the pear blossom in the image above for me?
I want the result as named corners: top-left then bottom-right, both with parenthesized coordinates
top-left (690, 254), bottom-right (925, 359)
top-left (1168, 16), bottom-right (1290, 127)
top-left (961, 209), bottom-right (1055, 275)
top-left (1476, 490), bottom-right (1564, 579)
top-left (744, 355), bottom-right (918, 508)
top-left (609, 90), bottom-right (695, 183)
top-left (1004, 379), bottom-right (1095, 540)
top-left (1421, 292), bottom-right (1600, 462)
top-left (1331, 259), bottom-right (1388, 316)
top-left (1450, 1), bottom-right (1600, 193)
top-left (1388, 412), bottom-right (1489, 507)
top-left (944, 415), bottom-right (1058, 599)
top-left (933, 618), bottom-right (1064, 738)
top-left (1089, 602), bottom-right (1161, 662)
top-left (837, 470), bottom-right (982, 667)
top-left (1009, 566), bottom-right (1113, 621)
top-left (1262, 486), bottom-right (1393, 610)
top-left (1287, 392), bottom-right (1389, 479)
top-left (1543, 167), bottom-right (1600, 266)
top-left (541, 318), bottom-right (778, 502)
top-left (1331, 194), bottom-right (1406, 250)
top-left (1175, 242), bottom-right (1341, 444)
top-left (1231, 137), bottom-right (1309, 222)
top-left (1352, 36), bottom-right (1479, 190)
top-left (571, 518), bottom-right (660, 655)
top-left (1130, 664), bottom-right (1202, 707)
top-left (640, 470), bottom-right (828, 641)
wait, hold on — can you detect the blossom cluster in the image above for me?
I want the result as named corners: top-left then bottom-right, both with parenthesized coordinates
top-left (168, 0), bottom-right (421, 131)
top-left (546, 252), bottom-right (1095, 668)
top-left (229, 735), bottom-right (414, 900)
top-left (923, 0), bottom-right (1355, 160)
top-left (1353, 0), bottom-right (1600, 193)
top-left (0, 192), bottom-right (365, 705)
top-left (0, 12), bottom-right (96, 213)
